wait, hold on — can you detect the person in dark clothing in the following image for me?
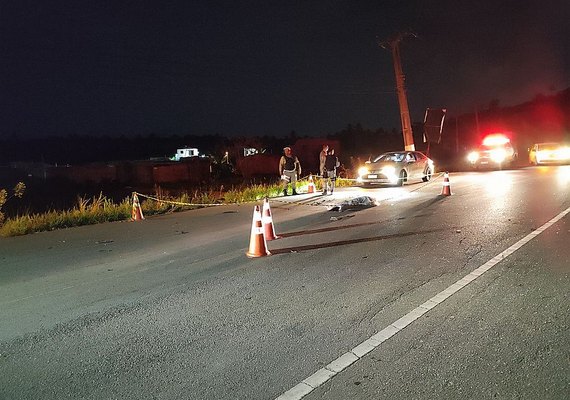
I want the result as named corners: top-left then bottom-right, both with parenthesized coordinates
top-left (319, 144), bottom-right (329, 190)
top-left (279, 147), bottom-right (302, 196)
top-left (323, 149), bottom-right (339, 195)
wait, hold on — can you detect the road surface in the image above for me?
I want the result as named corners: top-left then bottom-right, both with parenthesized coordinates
top-left (1, 166), bottom-right (569, 399)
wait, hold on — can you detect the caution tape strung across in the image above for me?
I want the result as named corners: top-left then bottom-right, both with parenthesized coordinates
top-left (135, 172), bottom-right (445, 208)
top-left (134, 192), bottom-right (225, 207)
top-left (407, 171), bottom-right (446, 193)
top-left (299, 174), bottom-right (359, 182)
top-left (300, 172), bottom-right (445, 187)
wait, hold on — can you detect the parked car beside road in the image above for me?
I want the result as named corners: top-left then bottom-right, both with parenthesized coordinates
top-left (356, 151), bottom-right (434, 186)
top-left (528, 142), bottom-right (570, 165)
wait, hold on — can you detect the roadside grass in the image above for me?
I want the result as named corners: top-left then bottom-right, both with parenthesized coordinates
top-left (0, 178), bottom-right (354, 237)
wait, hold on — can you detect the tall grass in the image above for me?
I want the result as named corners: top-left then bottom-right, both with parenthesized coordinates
top-left (0, 193), bottom-right (131, 237)
top-left (0, 178), bottom-right (355, 237)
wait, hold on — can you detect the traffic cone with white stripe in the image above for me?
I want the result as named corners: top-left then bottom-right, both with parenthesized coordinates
top-left (441, 172), bottom-right (452, 196)
top-left (262, 198), bottom-right (279, 241)
top-left (246, 205), bottom-right (271, 258)
top-left (131, 192), bottom-right (145, 221)
top-left (307, 174), bottom-right (316, 193)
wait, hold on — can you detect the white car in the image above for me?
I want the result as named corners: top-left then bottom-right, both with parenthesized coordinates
top-left (357, 151), bottom-right (434, 186)
top-left (528, 142), bottom-right (570, 165)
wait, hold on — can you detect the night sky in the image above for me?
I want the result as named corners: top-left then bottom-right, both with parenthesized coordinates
top-left (1, 0), bottom-right (568, 138)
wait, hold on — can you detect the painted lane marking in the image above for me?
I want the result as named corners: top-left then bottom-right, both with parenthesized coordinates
top-left (276, 205), bottom-right (570, 400)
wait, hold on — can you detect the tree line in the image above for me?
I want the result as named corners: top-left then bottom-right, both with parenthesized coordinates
top-left (1, 88), bottom-right (568, 166)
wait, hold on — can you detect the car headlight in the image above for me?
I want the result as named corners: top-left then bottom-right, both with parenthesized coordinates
top-left (358, 166), bottom-right (369, 176)
top-left (558, 147), bottom-right (570, 159)
top-left (467, 151), bottom-right (479, 163)
top-left (490, 149), bottom-right (506, 163)
top-left (380, 166), bottom-right (398, 184)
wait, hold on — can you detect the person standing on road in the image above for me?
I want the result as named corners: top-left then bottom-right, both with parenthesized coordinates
top-left (279, 146), bottom-right (302, 196)
top-left (319, 144), bottom-right (329, 191)
top-left (323, 149), bottom-right (340, 195)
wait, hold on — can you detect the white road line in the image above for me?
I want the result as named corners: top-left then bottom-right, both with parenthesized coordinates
top-left (276, 205), bottom-right (570, 400)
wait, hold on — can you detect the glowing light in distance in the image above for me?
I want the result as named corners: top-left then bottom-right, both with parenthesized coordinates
top-left (483, 134), bottom-right (510, 146)
top-left (358, 166), bottom-right (369, 177)
top-left (467, 151), bottom-right (479, 163)
top-left (557, 147), bottom-right (570, 159)
top-left (380, 166), bottom-right (398, 183)
top-left (490, 149), bottom-right (507, 163)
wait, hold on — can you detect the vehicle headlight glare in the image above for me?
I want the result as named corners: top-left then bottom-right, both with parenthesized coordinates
top-left (358, 167), bottom-right (369, 176)
top-left (381, 166), bottom-right (395, 176)
top-left (467, 152), bottom-right (479, 163)
top-left (490, 149), bottom-right (506, 163)
top-left (559, 147), bottom-right (570, 159)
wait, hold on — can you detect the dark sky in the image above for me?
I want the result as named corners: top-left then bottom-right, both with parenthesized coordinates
top-left (1, 0), bottom-right (568, 138)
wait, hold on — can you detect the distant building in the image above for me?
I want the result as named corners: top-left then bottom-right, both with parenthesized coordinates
top-left (173, 147), bottom-right (199, 161)
top-left (243, 147), bottom-right (259, 157)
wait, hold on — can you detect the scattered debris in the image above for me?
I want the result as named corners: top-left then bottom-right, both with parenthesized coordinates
top-left (330, 214), bottom-right (356, 222)
top-left (327, 196), bottom-right (378, 212)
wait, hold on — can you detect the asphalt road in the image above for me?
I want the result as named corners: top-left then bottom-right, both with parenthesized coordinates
top-left (1, 166), bottom-right (569, 399)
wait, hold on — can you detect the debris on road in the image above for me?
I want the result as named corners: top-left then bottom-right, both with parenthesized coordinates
top-left (327, 196), bottom-right (378, 212)
top-left (330, 214), bottom-right (356, 221)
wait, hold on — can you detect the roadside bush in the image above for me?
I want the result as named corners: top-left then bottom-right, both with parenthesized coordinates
top-left (0, 182), bottom-right (26, 226)
top-left (0, 179), bottom-right (356, 237)
top-left (0, 193), bottom-right (130, 237)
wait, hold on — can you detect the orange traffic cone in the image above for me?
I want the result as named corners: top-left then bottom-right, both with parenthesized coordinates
top-left (307, 174), bottom-right (316, 193)
top-left (131, 192), bottom-right (145, 221)
top-left (262, 198), bottom-right (279, 241)
top-left (246, 205), bottom-right (271, 258)
top-left (441, 172), bottom-right (452, 196)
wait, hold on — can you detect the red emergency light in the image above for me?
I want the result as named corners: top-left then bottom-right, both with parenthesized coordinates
top-left (482, 133), bottom-right (510, 146)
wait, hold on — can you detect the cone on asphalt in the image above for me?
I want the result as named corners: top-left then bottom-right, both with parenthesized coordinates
top-left (262, 198), bottom-right (279, 241)
top-left (131, 192), bottom-right (145, 221)
top-left (246, 205), bottom-right (271, 258)
top-left (441, 172), bottom-right (452, 196)
top-left (307, 174), bottom-right (316, 194)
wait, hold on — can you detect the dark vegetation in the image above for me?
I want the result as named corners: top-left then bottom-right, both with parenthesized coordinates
top-left (1, 88), bottom-right (569, 217)
top-left (2, 89), bottom-right (568, 164)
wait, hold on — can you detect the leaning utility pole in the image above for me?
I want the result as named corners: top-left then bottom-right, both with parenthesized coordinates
top-left (380, 32), bottom-right (416, 151)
